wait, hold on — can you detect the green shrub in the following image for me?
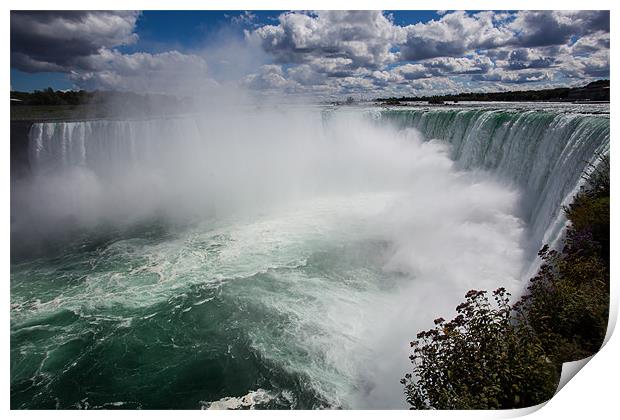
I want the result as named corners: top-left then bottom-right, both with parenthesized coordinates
top-left (515, 240), bottom-right (608, 364)
top-left (401, 289), bottom-right (558, 409)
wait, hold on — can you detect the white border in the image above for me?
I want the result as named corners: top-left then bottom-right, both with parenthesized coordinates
top-left (3, 1), bottom-right (617, 419)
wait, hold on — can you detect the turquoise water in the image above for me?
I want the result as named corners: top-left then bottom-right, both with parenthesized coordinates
top-left (11, 192), bottom-right (413, 409)
top-left (11, 105), bottom-right (609, 409)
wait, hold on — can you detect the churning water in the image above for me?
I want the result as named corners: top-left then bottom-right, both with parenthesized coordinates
top-left (10, 103), bottom-right (609, 409)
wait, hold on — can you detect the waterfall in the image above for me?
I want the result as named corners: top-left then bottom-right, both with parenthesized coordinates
top-left (27, 108), bottom-right (609, 256)
top-left (378, 108), bottom-right (610, 255)
top-left (15, 106), bottom-right (609, 409)
top-left (28, 118), bottom-right (203, 176)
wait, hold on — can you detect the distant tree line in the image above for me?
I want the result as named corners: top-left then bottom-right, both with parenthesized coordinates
top-left (402, 155), bottom-right (610, 409)
top-left (10, 88), bottom-right (197, 121)
top-left (11, 88), bottom-right (103, 106)
top-left (10, 88), bottom-right (191, 108)
top-left (378, 80), bottom-right (610, 104)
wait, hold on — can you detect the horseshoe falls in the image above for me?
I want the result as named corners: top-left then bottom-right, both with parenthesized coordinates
top-left (378, 106), bottom-right (610, 259)
top-left (10, 104), bottom-right (609, 409)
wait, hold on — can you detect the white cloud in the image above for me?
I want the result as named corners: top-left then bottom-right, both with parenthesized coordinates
top-left (246, 10), bottom-right (608, 96)
top-left (11, 11), bottom-right (217, 94)
top-left (400, 11), bottom-right (513, 61)
top-left (11, 10), bottom-right (610, 97)
top-left (68, 49), bottom-right (212, 94)
top-left (11, 11), bottom-right (140, 72)
top-left (424, 55), bottom-right (494, 74)
top-left (248, 11), bottom-right (405, 69)
top-left (391, 64), bottom-right (434, 80)
top-left (243, 64), bottom-right (300, 92)
top-left (474, 69), bottom-right (554, 84)
top-left (507, 10), bottom-right (609, 48)
top-left (229, 11), bottom-right (260, 27)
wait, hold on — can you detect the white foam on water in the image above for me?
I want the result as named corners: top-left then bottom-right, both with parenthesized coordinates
top-left (200, 389), bottom-right (276, 410)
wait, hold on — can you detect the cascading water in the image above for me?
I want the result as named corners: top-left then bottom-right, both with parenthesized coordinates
top-left (378, 106), bottom-right (610, 258)
top-left (10, 104), bottom-right (609, 409)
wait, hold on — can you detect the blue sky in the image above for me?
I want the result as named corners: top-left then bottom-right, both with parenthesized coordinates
top-left (10, 10), bottom-right (610, 97)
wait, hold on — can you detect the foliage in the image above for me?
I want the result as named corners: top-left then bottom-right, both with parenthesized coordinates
top-left (401, 289), bottom-right (558, 409)
top-left (519, 154), bottom-right (610, 361)
top-left (403, 154), bottom-right (610, 409)
top-left (580, 154), bottom-right (610, 198)
top-left (378, 80), bottom-right (609, 104)
top-left (10, 88), bottom-right (97, 106)
top-left (427, 97), bottom-right (445, 105)
top-left (566, 154), bottom-right (610, 263)
top-left (10, 88), bottom-right (194, 121)
top-left (515, 239), bottom-right (608, 364)
top-left (383, 99), bottom-right (402, 106)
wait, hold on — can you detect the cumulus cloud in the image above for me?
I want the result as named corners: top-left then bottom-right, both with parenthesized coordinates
top-left (424, 56), bottom-right (494, 75)
top-left (500, 48), bottom-right (557, 71)
top-left (248, 11), bottom-right (404, 70)
top-left (245, 10), bottom-right (608, 96)
top-left (11, 11), bottom-right (140, 72)
top-left (570, 31), bottom-right (610, 55)
top-left (400, 11), bottom-right (513, 61)
top-left (11, 11), bottom-right (212, 94)
top-left (68, 49), bottom-right (211, 94)
top-left (11, 10), bottom-right (610, 97)
top-left (558, 49), bottom-right (609, 79)
top-left (473, 69), bottom-right (554, 84)
top-left (243, 64), bottom-right (300, 92)
top-left (507, 10), bottom-right (609, 48)
top-left (228, 11), bottom-right (260, 28)
top-left (391, 64), bottom-right (434, 80)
